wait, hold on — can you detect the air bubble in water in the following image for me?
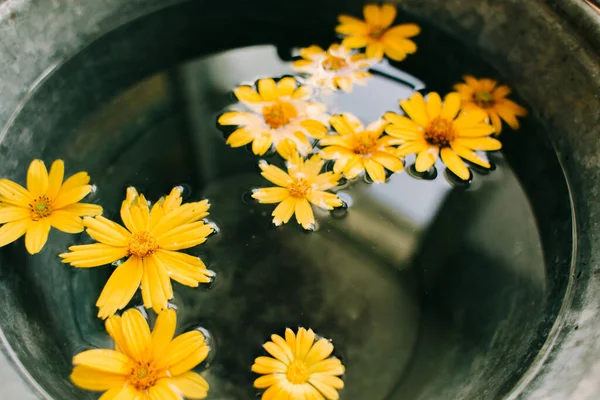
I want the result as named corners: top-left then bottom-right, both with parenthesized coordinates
top-left (205, 220), bottom-right (220, 235)
top-left (242, 190), bottom-right (258, 204)
top-left (330, 202), bottom-right (349, 219)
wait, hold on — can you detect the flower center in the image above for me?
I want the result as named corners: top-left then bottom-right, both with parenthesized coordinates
top-left (473, 91), bottom-right (495, 108)
top-left (288, 179), bottom-right (312, 199)
top-left (262, 101), bottom-right (298, 129)
top-left (129, 231), bottom-right (159, 257)
top-left (425, 117), bottom-right (455, 147)
top-left (323, 55), bottom-right (348, 71)
top-left (130, 362), bottom-right (158, 391)
top-left (29, 196), bottom-right (53, 220)
top-left (370, 26), bottom-right (385, 39)
top-left (353, 135), bottom-right (377, 156)
top-left (286, 360), bottom-right (310, 384)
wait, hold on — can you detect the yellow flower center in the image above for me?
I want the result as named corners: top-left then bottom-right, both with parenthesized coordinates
top-left (323, 55), bottom-right (348, 71)
top-left (29, 196), bottom-right (53, 220)
top-left (262, 101), bottom-right (298, 129)
top-left (370, 26), bottom-right (386, 39)
top-left (353, 134), bottom-right (377, 156)
top-left (425, 117), bottom-right (455, 147)
top-left (129, 231), bottom-right (159, 257)
top-left (288, 179), bottom-right (312, 199)
top-left (473, 91), bottom-right (495, 108)
top-left (130, 362), bottom-right (158, 391)
top-left (286, 360), bottom-right (310, 384)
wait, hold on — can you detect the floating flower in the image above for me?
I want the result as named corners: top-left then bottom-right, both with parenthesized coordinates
top-left (320, 113), bottom-right (404, 183)
top-left (71, 308), bottom-right (210, 399)
top-left (292, 44), bottom-right (374, 93)
top-left (336, 3), bottom-right (420, 61)
top-left (60, 187), bottom-right (214, 319)
top-left (252, 153), bottom-right (342, 230)
top-left (453, 75), bottom-right (528, 135)
top-left (252, 327), bottom-right (345, 400)
top-left (0, 159), bottom-right (102, 255)
top-left (218, 77), bottom-right (329, 160)
top-left (384, 92), bottom-right (500, 180)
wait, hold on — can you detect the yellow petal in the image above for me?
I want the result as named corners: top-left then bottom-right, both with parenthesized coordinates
top-left (440, 92), bottom-right (462, 120)
top-left (151, 201), bottom-right (210, 238)
top-left (295, 328), bottom-right (315, 360)
top-left (60, 244), bottom-right (129, 268)
top-left (218, 111), bottom-right (254, 126)
top-left (295, 198), bottom-right (315, 230)
top-left (277, 77), bottom-right (297, 97)
top-left (309, 377), bottom-right (340, 400)
top-left (299, 45), bottom-right (325, 59)
top-left (264, 341), bottom-right (291, 364)
top-left (48, 210), bottom-right (84, 234)
top-left (99, 386), bottom-right (138, 400)
top-left (158, 221), bottom-right (213, 250)
top-left (142, 256), bottom-right (170, 314)
top-left (252, 187), bottom-right (290, 204)
top-left (457, 123), bottom-right (495, 137)
top-left (24, 219), bottom-right (50, 255)
top-left (275, 139), bottom-right (298, 160)
top-left (226, 128), bottom-right (255, 148)
top-left (148, 380), bottom-right (181, 400)
top-left (70, 365), bottom-right (127, 391)
top-left (426, 92), bottom-right (442, 120)
top-left (309, 358), bottom-right (345, 375)
top-left (84, 216), bottom-right (131, 246)
top-left (453, 108), bottom-right (488, 129)
top-left (341, 35), bottom-right (370, 49)
top-left (292, 85), bottom-right (312, 99)
top-left (496, 105), bottom-right (522, 129)
top-left (46, 160), bottom-right (64, 201)
top-left (254, 374), bottom-right (283, 389)
top-left (105, 315), bottom-right (133, 358)
top-left (53, 185), bottom-right (92, 209)
top-left (61, 203), bottom-right (103, 217)
top-left (0, 206), bottom-right (30, 224)
top-left (72, 349), bottom-right (131, 374)
top-left (164, 331), bottom-right (209, 374)
top-left (300, 119), bottom-right (328, 138)
top-left (365, 41), bottom-right (384, 60)
top-left (251, 356), bottom-right (288, 374)
top-left (306, 191), bottom-right (341, 210)
top-left (166, 372), bottom-right (209, 399)
top-left (305, 339), bottom-right (334, 366)
top-left (261, 383), bottom-right (287, 400)
top-left (371, 151), bottom-right (404, 172)
top-left (155, 249), bottom-right (213, 285)
top-left (120, 188), bottom-right (139, 233)
top-left (382, 38), bottom-right (416, 61)
top-left (379, 3), bottom-right (397, 28)
top-left (27, 159), bottom-right (49, 198)
top-left (151, 308), bottom-right (177, 363)
top-left (454, 137), bottom-right (502, 151)
top-left (233, 85), bottom-right (261, 102)
top-left (95, 256), bottom-right (143, 319)
top-left (272, 197), bottom-right (296, 226)
top-left (489, 111), bottom-right (503, 134)
top-left (252, 134), bottom-right (273, 156)
top-left (258, 78), bottom-right (279, 101)
top-left (396, 140), bottom-right (428, 156)
top-left (440, 147), bottom-right (470, 180)
top-left (364, 158), bottom-right (387, 183)
top-left (415, 147), bottom-right (439, 172)
top-left (400, 92), bottom-right (429, 127)
top-left (310, 373), bottom-right (344, 389)
top-left (59, 171), bottom-right (90, 194)
top-left (0, 179), bottom-right (32, 207)
top-left (129, 193), bottom-right (150, 232)
top-left (450, 143), bottom-right (491, 168)
top-left (259, 162), bottom-right (293, 187)
top-left (384, 23), bottom-right (421, 38)
top-left (329, 115), bottom-right (356, 136)
top-left (120, 308), bottom-right (151, 360)
top-left (383, 111), bottom-right (421, 130)
top-left (163, 187), bottom-right (184, 214)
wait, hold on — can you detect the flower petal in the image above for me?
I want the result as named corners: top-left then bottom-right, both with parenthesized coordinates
top-left (441, 147), bottom-right (470, 180)
top-left (0, 207), bottom-right (30, 224)
top-left (72, 349), bottom-right (131, 375)
top-left (218, 111), bottom-right (254, 126)
top-left (309, 358), bottom-right (345, 375)
top-left (329, 115), bottom-right (356, 136)
top-left (454, 137), bottom-right (502, 151)
top-left (167, 372), bottom-right (209, 399)
top-left (415, 147), bottom-right (439, 172)
top-left (305, 339), bottom-right (334, 366)
top-left (141, 256), bottom-right (170, 314)
top-left (46, 160), bottom-right (65, 201)
top-left (400, 92), bottom-right (429, 127)
top-left (382, 38), bottom-right (416, 61)
top-left (84, 216), bottom-right (131, 246)
top-left (120, 308), bottom-right (151, 361)
top-left (310, 373), bottom-right (344, 389)
top-left (48, 210), bottom-right (84, 234)
top-left (61, 203), bottom-right (103, 217)
top-left (309, 375), bottom-right (340, 400)
top-left (258, 78), bottom-right (279, 102)
top-left (396, 140), bottom-right (428, 156)
top-left (95, 256), bottom-right (143, 320)
top-left (0, 179), bottom-right (33, 207)
top-left (53, 185), bottom-right (92, 209)
top-left (366, 41), bottom-right (384, 60)
top-left (306, 191), bottom-right (342, 210)
top-left (27, 160), bottom-right (49, 198)
top-left (226, 128), bottom-right (255, 148)
top-left (440, 92), bottom-right (462, 120)
top-left (158, 221), bottom-right (213, 251)
top-left (426, 92), bottom-right (442, 120)
top-left (295, 328), bottom-right (315, 360)
top-left (385, 23), bottom-right (421, 38)
top-left (233, 85), bottom-right (261, 102)
top-left (24, 219), bottom-right (50, 255)
top-left (341, 35), bottom-right (370, 49)
top-left (60, 243), bottom-right (129, 268)
top-left (148, 380), bottom-right (181, 400)
top-left (453, 108), bottom-right (488, 129)
top-left (277, 77), bottom-right (298, 97)
top-left (105, 315), bottom-right (132, 357)
top-left (58, 172), bottom-right (90, 195)
top-left (364, 158), bottom-right (387, 183)
top-left (252, 356), bottom-right (288, 374)
top-left (252, 134), bottom-right (274, 156)
top-left (99, 386), bottom-right (139, 400)
top-left (272, 197), bottom-right (296, 226)
top-left (155, 250), bottom-right (213, 286)
top-left (151, 308), bottom-right (177, 363)
top-left (252, 187), bottom-right (290, 204)
top-left (164, 331), bottom-right (209, 375)
top-left (295, 198), bottom-right (315, 230)
top-left (70, 365), bottom-right (127, 391)
top-left (371, 151), bottom-right (404, 172)
top-left (259, 163), bottom-right (293, 187)
top-left (450, 143), bottom-right (491, 168)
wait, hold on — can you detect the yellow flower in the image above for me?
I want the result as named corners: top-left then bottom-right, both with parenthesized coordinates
top-left (320, 113), bottom-right (404, 183)
top-left (218, 77), bottom-right (329, 160)
top-left (336, 3), bottom-right (420, 61)
top-left (60, 186), bottom-right (214, 319)
top-left (252, 327), bottom-right (345, 400)
top-left (0, 159), bottom-right (102, 255)
top-left (71, 308), bottom-right (210, 399)
top-left (251, 153), bottom-right (342, 230)
top-left (292, 44), bottom-right (374, 93)
top-left (384, 92), bottom-right (501, 181)
top-left (453, 75), bottom-right (528, 135)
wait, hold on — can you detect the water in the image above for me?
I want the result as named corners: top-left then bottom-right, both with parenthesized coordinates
top-left (0, 2), bottom-right (574, 400)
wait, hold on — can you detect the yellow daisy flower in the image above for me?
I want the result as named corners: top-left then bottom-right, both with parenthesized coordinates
top-left (251, 153), bottom-right (342, 230)
top-left (252, 327), bottom-right (345, 400)
top-left (0, 159), bottom-right (102, 255)
top-left (292, 44), bottom-right (374, 93)
top-left (319, 113), bottom-right (404, 183)
top-left (71, 308), bottom-right (210, 399)
top-left (60, 186), bottom-right (214, 319)
top-left (384, 92), bottom-right (501, 181)
top-left (336, 3), bottom-right (420, 61)
top-left (453, 75), bottom-right (528, 135)
top-left (218, 77), bottom-right (329, 160)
